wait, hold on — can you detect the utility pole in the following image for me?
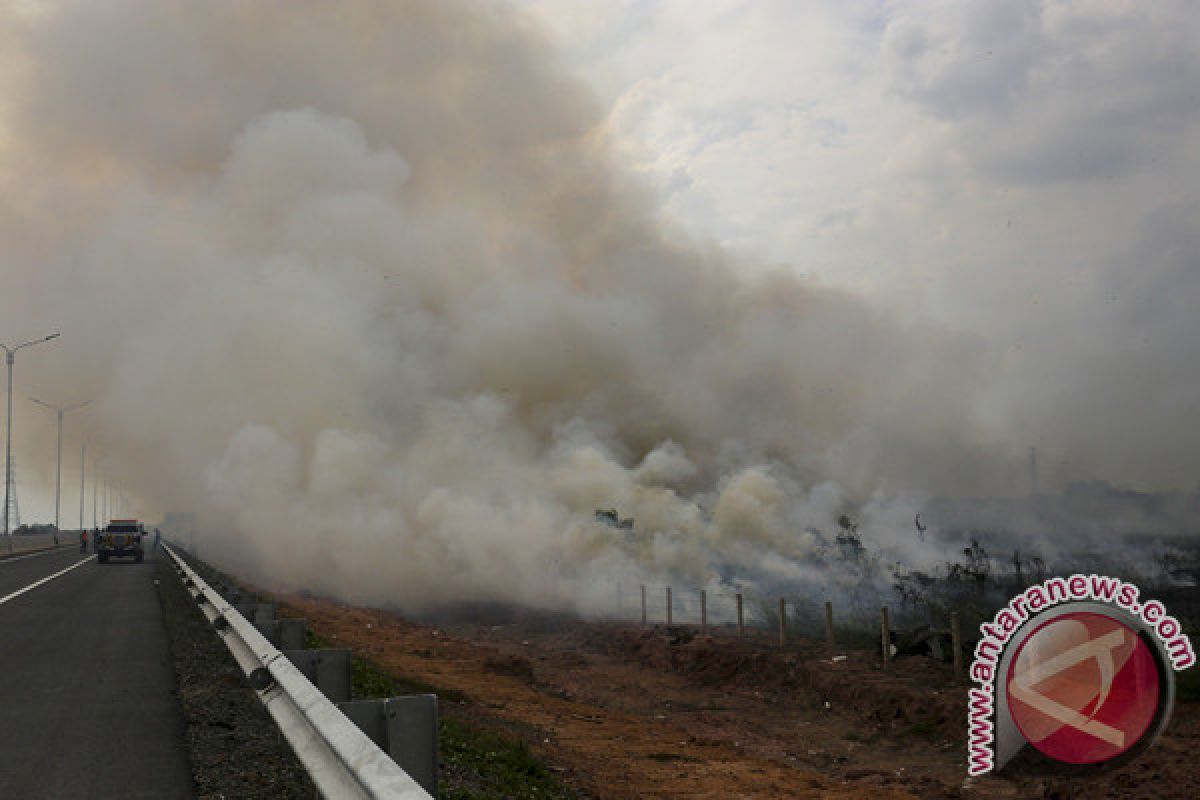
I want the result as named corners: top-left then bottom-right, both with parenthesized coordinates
top-left (79, 442), bottom-right (86, 533)
top-left (30, 397), bottom-right (89, 545)
top-left (2, 333), bottom-right (60, 552)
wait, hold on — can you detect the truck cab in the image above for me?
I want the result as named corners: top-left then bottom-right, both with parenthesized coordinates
top-left (98, 520), bottom-right (145, 564)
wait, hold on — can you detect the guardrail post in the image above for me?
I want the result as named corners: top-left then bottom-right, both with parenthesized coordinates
top-left (386, 696), bottom-right (439, 796)
top-left (339, 695), bottom-right (439, 796)
top-left (284, 649), bottom-right (353, 703)
top-left (256, 620), bottom-right (281, 646)
top-left (279, 618), bottom-right (307, 651)
top-left (237, 603), bottom-right (276, 627)
top-left (254, 617), bottom-right (305, 649)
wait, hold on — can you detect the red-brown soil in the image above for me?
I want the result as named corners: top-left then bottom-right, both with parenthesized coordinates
top-left (275, 596), bottom-right (1200, 799)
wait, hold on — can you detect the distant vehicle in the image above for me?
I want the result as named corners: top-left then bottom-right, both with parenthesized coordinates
top-left (98, 519), bottom-right (145, 564)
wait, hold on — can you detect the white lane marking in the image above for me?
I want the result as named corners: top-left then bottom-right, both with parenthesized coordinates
top-left (0, 556), bottom-right (95, 607)
top-left (0, 546), bottom-right (72, 566)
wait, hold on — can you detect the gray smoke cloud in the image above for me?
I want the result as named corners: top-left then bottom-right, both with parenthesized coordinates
top-left (0, 1), bottom-right (1193, 612)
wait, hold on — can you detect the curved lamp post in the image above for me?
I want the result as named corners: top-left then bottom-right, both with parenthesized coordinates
top-left (2, 334), bottom-right (60, 552)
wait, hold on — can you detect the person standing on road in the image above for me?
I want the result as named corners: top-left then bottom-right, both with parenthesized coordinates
top-left (80, 529), bottom-right (88, 553)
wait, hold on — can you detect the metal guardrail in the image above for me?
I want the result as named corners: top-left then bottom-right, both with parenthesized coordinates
top-left (162, 543), bottom-right (433, 800)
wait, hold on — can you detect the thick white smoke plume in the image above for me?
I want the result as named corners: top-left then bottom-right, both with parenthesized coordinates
top-left (0, 2), bottom-right (1188, 613)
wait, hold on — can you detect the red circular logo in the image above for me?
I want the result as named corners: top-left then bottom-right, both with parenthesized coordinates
top-left (1006, 611), bottom-right (1160, 764)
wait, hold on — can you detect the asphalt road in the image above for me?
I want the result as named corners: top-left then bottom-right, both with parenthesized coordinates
top-left (0, 546), bottom-right (194, 798)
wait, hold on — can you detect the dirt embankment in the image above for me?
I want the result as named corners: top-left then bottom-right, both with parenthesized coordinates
top-left (276, 597), bottom-right (971, 799)
top-left (270, 595), bottom-right (1200, 800)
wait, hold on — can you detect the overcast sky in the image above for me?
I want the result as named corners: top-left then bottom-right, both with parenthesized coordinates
top-left (516, 0), bottom-right (1200, 488)
top-left (519, 1), bottom-right (1197, 310)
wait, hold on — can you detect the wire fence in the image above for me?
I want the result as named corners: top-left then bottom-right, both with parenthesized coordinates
top-left (588, 570), bottom-right (1200, 684)
top-left (594, 580), bottom-right (969, 678)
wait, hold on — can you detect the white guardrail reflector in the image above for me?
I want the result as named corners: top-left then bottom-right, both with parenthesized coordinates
top-left (163, 543), bottom-right (433, 800)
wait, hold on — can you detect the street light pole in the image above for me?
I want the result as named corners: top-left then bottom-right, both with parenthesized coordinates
top-left (79, 442), bottom-right (86, 533)
top-left (54, 408), bottom-right (60, 539)
top-left (30, 397), bottom-right (89, 545)
top-left (2, 333), bottom-right (60, 553)
top-left (4, 350), bottom-right (10, 552)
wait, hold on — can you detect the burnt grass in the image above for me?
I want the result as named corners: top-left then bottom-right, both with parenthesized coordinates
top-left (155, 559), bottom-right (314, 799)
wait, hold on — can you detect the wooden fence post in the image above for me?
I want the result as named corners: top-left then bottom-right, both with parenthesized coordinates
top-left (700, 590), bottom-right (707, 633)
top-left (824, 600), bottom-right (835, 647)
top-left (640, 584), bottom-right (647, 626)
top-left (736, 593), bottom-right (744, 638)
top-left (951, 611), bottom-right (963, 681)
top-left (881, 606), bottom-right (892, 671)
top-left (778, 597), bottom-right (787, 647)
top-left (666, 587), bottom-right (672, 626)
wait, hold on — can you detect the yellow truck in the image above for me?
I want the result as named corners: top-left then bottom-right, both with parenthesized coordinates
top-left (98, 519), bottom-right (145, 564)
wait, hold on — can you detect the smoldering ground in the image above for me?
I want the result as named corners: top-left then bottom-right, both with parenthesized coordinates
top-left (1, 1), bottom-right (1196, 615)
